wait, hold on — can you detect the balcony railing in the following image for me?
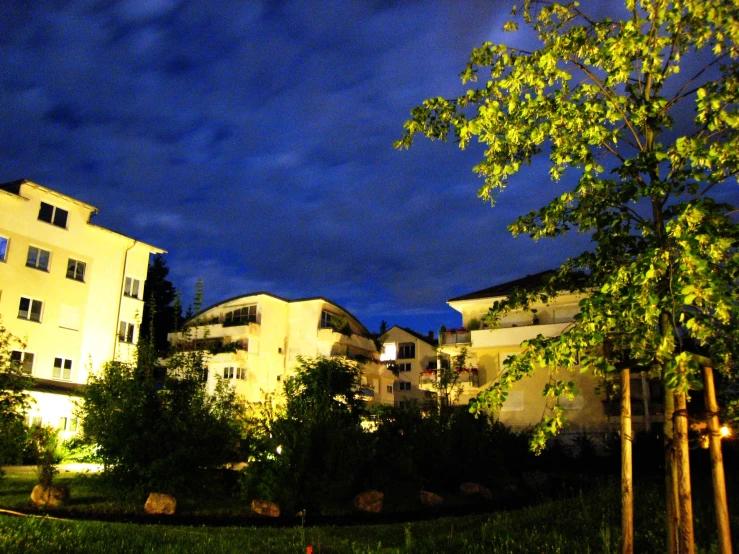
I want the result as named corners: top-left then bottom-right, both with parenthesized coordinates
top-left (419, 368), bottom-right (479, 387)
top-left (439, 329), bottom-right (471, 346)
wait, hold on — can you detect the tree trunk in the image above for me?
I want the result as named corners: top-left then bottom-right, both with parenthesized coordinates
top-left (675, 390), bottom-right (695, 554)
top-left (702, 366), bottom-right (732, 554)
top-left (621, 367), bottom-right (634, 554)
top-left (665, 387), bottom-right (679, 554)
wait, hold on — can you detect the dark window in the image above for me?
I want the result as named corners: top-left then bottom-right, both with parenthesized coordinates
top-left (66, 259), bottom-right (86, 282)
top-left (398, 362), bottom-right (412, 372)
top-left (53, 357), bottom-right (72, 380)
top-left (0, 236), bottom-right (8, 262)
top-left (26, 247), bottom-right (51, 271)
top-left (223, 305), bottom-right (257, 326)
top-left (18, 297), bottom-right (43, 322)
top-left (399, 381), bottom-right (411, 391)
top-left (397, 342), bottom-right (415, 359)
top-left (11, 350), bottom-right (34, 375)
top-left (118, 321), bottom-right (135, 343)
top-left (124, 277), bottom-right (141, 298)
top-left (38, 202), bottom-right (68, 229)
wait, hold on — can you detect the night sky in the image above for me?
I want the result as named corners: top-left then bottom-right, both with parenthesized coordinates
top-left (0, 1), bottom-right (609, 334)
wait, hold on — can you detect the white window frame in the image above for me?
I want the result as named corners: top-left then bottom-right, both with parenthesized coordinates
top-left (397, 362), bottom-right (412, 372)
top-left (399, 381), bottom-right (411, 391)
top-left (224, 305), bottom-right (257, 326)
top-left (18, 296), bottom-right (43, 322)
top-left (66, 258), bottom-right (86, 282)
top-left (0, 235), bottom-right (8, 262)
top-left (320, 310), bottom-right (335, 329)
top-left (26, 246), bottom-right (51, 271)
top-left (397, 342), bottom-right (415, 360)
top-left (11, 350), bottom-right (35, 375)
top-left (223, 367), bottom-right (235, 379)
top-left (123, 277), bottom-right (141, 299)
top-left (118, 321), bottom-right (136, 343)
top-left (38, 201), bottom-right (68, 229)
top-left (53, 357), bottom-right (73, 380)
top-left (236, 367), bottom-right (246, 380)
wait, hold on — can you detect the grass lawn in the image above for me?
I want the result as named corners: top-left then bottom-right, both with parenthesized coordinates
top-left (1, 466), bottom-right (737, 553)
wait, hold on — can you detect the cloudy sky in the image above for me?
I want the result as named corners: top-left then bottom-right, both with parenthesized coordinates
top-left (0, 1), bottom-right (635, 333)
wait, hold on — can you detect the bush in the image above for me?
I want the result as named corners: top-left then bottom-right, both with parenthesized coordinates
top-left (80, 344), bottom-right (245, 495)
top-left (241, 357), bottom-right (370, 513)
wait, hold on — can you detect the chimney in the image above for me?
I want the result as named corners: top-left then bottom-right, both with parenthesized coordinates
top-left (428, 330), bottom-right (434, 341)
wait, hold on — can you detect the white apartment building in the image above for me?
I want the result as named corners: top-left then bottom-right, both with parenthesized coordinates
top-left (0, 179), bottom-right (164, 436)
top-left (168, 293), bottom-right (396, 406)
top-left (379, 325), bottom-right (438, 409)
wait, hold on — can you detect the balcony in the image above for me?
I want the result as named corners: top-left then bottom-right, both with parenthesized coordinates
top-left (173, 337), bottom-right (248, 354)
top-left (470, 322), bottom-right (570, 348)
top-left (439, 329), bottom-right (471, 346)
top-left (419, 367), bottom-right (480, 388)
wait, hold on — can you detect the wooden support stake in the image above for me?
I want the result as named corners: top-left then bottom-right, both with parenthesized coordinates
top-left (675, 391), bottom-right (695, 554)
top-left (621, 367), bottom-right (634, 554)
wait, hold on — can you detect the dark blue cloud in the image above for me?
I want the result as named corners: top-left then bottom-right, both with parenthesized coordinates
top-left (0, 0), bottom-right (644, 334)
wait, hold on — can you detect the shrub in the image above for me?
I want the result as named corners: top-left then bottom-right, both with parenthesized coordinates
top-left (80, 344), bottom-right (245, 495)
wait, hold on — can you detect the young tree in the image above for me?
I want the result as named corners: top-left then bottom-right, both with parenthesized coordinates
top-left (140, 254), bottom-right (181, 355)
top-left (80, 343), bottom-right (245, 494)
top-left (0, 317), bottom-right (33, 471)
top-left (242, 356), bottom-right (368, 513)
top-left (397, 1), bottom-right (738, 552)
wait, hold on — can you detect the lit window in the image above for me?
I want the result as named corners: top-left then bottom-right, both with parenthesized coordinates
top-left (118, 321), bottom-right (136, 343)
top-left (38, 202), bottom-right (68, 228)
top-left (223, 305), bottom-right (257, 326)
top-left (26, 246), bottom-right (51, 271)
top-left (18, 297), bottom-right (43, 322)
top-left (53, 357), bottom-right (73, 380)
top-left (10, 350), bottom-right (35, 375)
top-left (123, 277), bottom-right (141, 299)
top-left (397, 343), bottom-right (415, 359)
top-left (399, 381), bottom-right (411, 391)
top-left (0, 236), bottom-right (8, 262)
top-left (397, 363), bottom-right (412, 372)
top-left (66, 259), bottom-right (86, 282)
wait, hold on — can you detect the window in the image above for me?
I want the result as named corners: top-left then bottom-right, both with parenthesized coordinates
top-left (58, 417), bottom-right (68, 431)
top-left (399, 381), bottom-right (411, 391)
top-left (53, 357), bottom-right (72, 380)
top-left (38, 202), bottom-right (68, 228)
top-left (66, 259), bottom-right (86, 282)
top-left (18, 297), bottom-right (43, 322)
top-left (397, 362), bottom-right (412, 372)
top-left (386, 385), bottom-right (393, 394)
top-left (0, 236), bottom-right (8, 262)
top-left (11, 350), bottom-right (34, 375)
top-left (223, 367), bottom-right (235, 379)
top-left (397, 342), bottom-right (416, 359)
top-left (320, 310), bottom-right (335, 329)
top-left (26, 246), bottom-right (51, 271)
top-left (118, 321), bottom-right (135, 343)
top-left (236, 367), bottom-right (246, 380)
top-left (124, 277), bottom-right (141, 299)
top-left (223, 305), bottom-right (257, 326)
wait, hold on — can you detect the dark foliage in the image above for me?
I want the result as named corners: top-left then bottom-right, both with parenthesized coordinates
top-left (139, 255), bottom-right (181, 355)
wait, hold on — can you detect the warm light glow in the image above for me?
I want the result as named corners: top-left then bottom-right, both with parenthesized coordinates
top-left (276, 445), bottom-right (283, 455)
top-left (720, 425), bottom-right (731, 438)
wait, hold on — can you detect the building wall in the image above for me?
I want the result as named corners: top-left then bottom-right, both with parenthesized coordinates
top-left (169, 294), bottom-right (395, 406)
top-left (380, 326), bottom-right (437, 408)
top-left (0, 180), bottom-right (163, 431)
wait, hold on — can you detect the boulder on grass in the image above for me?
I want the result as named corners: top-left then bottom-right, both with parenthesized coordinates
top-left (353, 490), bottom-right (383, 513)
top-left (459, 482), bottom-right (492, 500)
top-left (420, 490), bottom-right (444, 507)
top-left (30, 484), bottom-right (70, 508)
top-left (144, 492), bottom-right (177, 515)
top-left (251, 499), bottom-right (280, 517)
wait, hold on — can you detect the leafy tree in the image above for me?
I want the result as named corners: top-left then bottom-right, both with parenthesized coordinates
top-left (0, 317), bottom-right (33, 472)
top-left (241, 356), bottom-right (368, 513)
top-left (80, 343), bottom-right (245, 495)
top-left (397, 1), bottom-right (738, 552)
top-left (140, 254), bottom-right (181, 355)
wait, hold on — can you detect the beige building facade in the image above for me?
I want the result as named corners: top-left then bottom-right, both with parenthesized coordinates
top-left (168, 293), bottom-right (397, 407)
top-left (0, 179), bottom-right (164, 437)
top-left (428, 272), bottom-right (657, 434)
top-left (379, 326), bottom-right (437, 409)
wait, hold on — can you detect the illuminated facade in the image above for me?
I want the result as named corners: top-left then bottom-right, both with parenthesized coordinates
top-left (0, 179), bottom-right (164, 437)
top-left (379, 326), bottom-right (438, 409)
top-left (168, 293), bottom-right (396, 406)
top-left (428, 272), bottom-right (660, 433)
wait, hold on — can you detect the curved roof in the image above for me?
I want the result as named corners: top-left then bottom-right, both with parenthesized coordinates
top-left (189, 292), bottom-right (371, 336)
